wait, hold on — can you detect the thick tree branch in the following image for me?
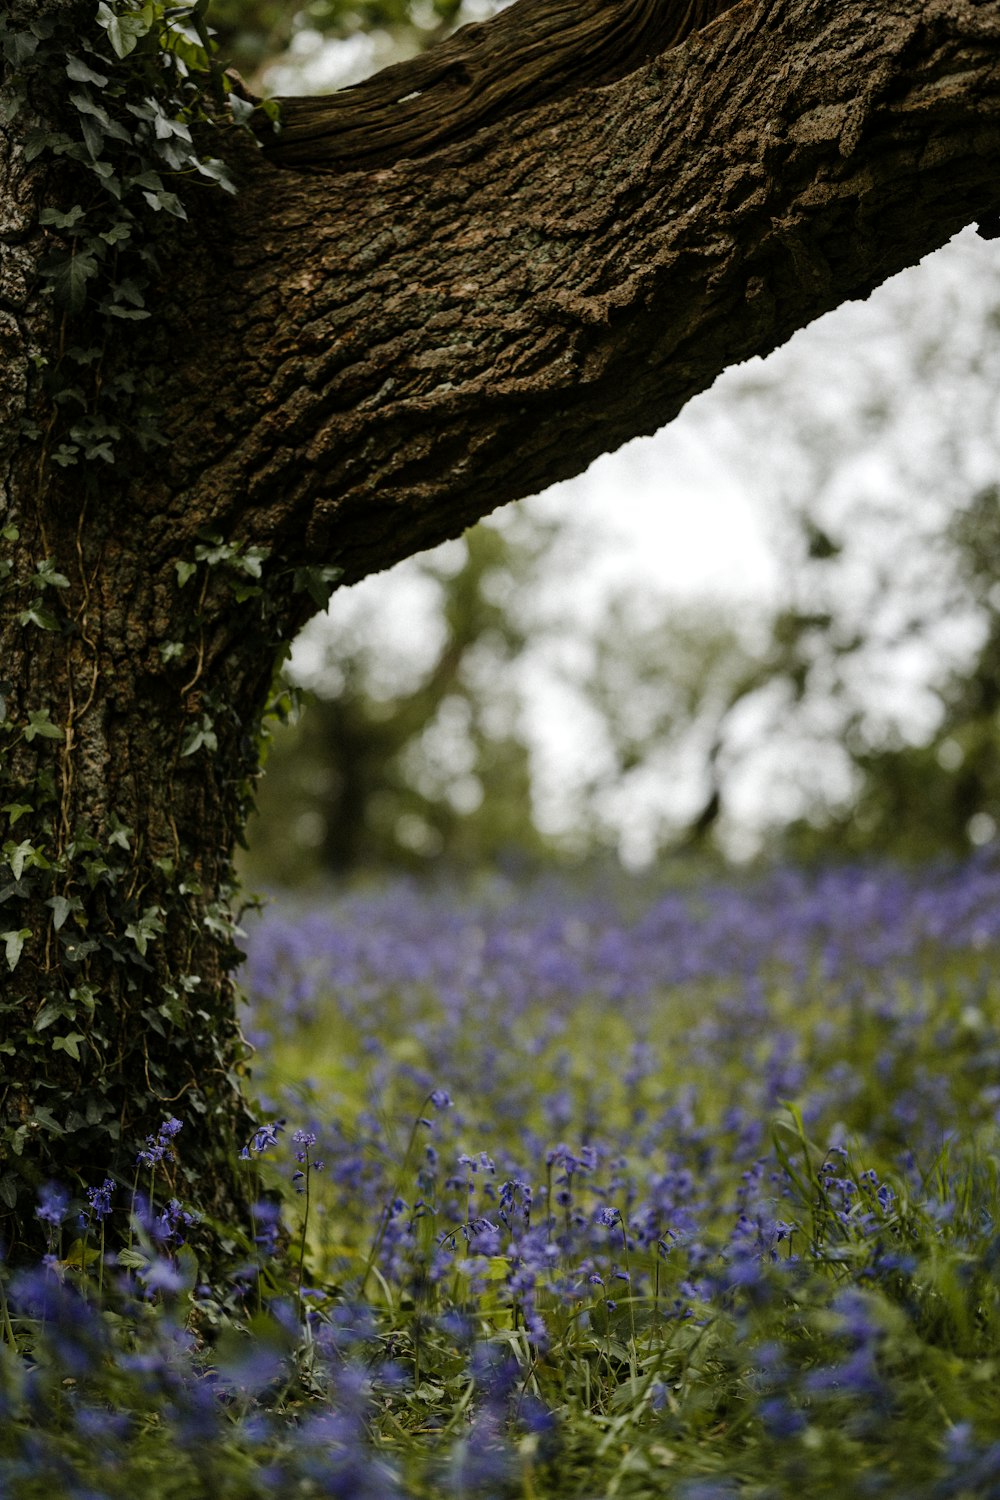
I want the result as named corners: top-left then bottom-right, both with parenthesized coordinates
top-left (159, 0), bottom-right (1000, 599)
top-left (260, 0), bottom-right (741, 169)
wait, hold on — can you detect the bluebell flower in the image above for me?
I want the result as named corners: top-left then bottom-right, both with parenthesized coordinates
top-left (240, 1119), bottom-right (286, 1159)
top-left (84, 1178), bottom-right (115, 1223)
top-left (137, 1115), bottom-right (184, 1167)
top-left (35, 1183), bottom-right (69, 1228)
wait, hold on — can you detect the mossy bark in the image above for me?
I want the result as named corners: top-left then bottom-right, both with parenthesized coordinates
top-left (2, 0), bottom-right (1000, 1258)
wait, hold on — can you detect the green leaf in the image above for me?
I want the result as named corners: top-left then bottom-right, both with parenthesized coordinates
top-left (79, 115), bottom-right (105, 160)
top-left (2, 803), bottom-right (34, 826)
top-left (39, 204), bottom-right (87, 231)
top-left (32, 558), bottom-right (70, 590)
top-left (66, 55), bottom-right (109, 87)
top-left (2, 30), bottom-right (39, 65)
top-left (175, 560), bottom-right (197, 587)
top-left (41, 247), bottom-right (99, 313)
top-left (228, 93), bottom-right (255, 128)
top-left (0, 1173), bottom-right (18, 1209)
top-left (196, 157), bottom-right (237, 194)
top-left (142, 189), bottom-right (187, 220)
top-left (96, 1), bottom-right (153, 58)
top-left (2, 929), bottom-right (30, 971)
top-left (100, 221), bottom-right (133, 248)
top-left (181, 719), bottom-right (217, 757)
top-left (31, 1106), bottom-right (64, 1135)
top-left (33, 1000), bottom-right (63, 1031)
top-left (52, 1032), bottom-right (85, 1061)
top-left (4, 838), bottom-right (48, 880)
top-left (24, 708), bottom-right (64, 741)
top-left (125, 906), bottom-right (165, 957)
top-left (107, 816), bottom-right (132, 851)
top-left (293, 564), bottom-right (343, 608)
top-left (23, 594), bottom-right (65, 618)
top-left (47, 894), bottom-right (76, 931)
top-left (68, 89), bottom-right (113, 127)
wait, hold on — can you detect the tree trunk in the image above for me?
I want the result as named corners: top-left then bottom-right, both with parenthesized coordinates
top-left (1, 0), bottom-right (999, 1260)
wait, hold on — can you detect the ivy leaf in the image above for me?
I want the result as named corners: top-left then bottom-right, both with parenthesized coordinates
top-left (1, 929), bottom-right (30, 971)
top-left (142, 189), bottom-right (187, 220)
top-left (100, 221), bottom-right (133, 248)
top-left (23, 127), bottom-right (64, 162)
top-left (107, 816), bottom-right (132, 851)
top-left (52, 1032), bottom-right (85, 1061)
top-left (47, 894), bottom-right (77, 932)
top-left (41, 247), bottom-right (99, 313)
top-left (2, 803), bottom-right (33, 826)
top-left (96, 1), bottom-right (153, 58)
top-left (228, 93), bottom-right (255, 128)
top-left (130, 169), bottom-right (165, 192)
top-left (153, 109), bottom-right (192, 144)
top-left (4, 838), bottom-right (49, 880)
top-left (181, 720), bottom-right (217, 757)
top-left (126, 907), bottom-right (165, 956)
top-left (32, 558), bottom-right (70, 590)
top-left (19, 603), bottom-right (60, 630)
top-left (66, 55), bottom-right (109, 87)
top-left (24, 709), bottom-right (64, 741)
top-left (68, 89), bottom-right (112, 127)
top-left (39, 204), bottom-right (87, 231)
top-left (293, 564), bottom-right (343, 608)
top-left (175, 560), bottom-right (197, 587)
top-left (30, 1107), bottom-right (64, 1135)
top-left (196, 157), bottom-right (237, 194)
top-left (33, 999), bottom-right (63, 1031)
top-left (77, 115), bottom-right (104, 160)
top-left (2, 30), bottom-right (39, 65)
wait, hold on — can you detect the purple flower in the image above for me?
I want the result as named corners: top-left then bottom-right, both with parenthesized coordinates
top-left (137, 1115), bottom-right (184, 1168)
top-left (240, 1119), bottom-right (286, 1159)
top-left (84, 1178), bottom-right (115, 1224)
top-left (35, 1183), bottom-right (69, 1228)
top-left (252, 1199), bottom-right (283, 1257)
top-left (141, 1256), bottom-right (185, 1295)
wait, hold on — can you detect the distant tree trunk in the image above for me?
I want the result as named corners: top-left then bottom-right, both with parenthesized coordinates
top-left (1, 0), bottom-right (999, 1259)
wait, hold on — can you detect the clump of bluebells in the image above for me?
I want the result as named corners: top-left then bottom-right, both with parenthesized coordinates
top-left (7, 859), bottom-right (1000, 1495)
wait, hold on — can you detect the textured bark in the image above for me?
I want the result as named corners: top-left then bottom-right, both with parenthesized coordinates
top-left (169, 0), bottom-right (1000, 591)
top-left (1, 0), bottom-right (999, 1256)
top-left (262, 0), bottom-right (742, 169)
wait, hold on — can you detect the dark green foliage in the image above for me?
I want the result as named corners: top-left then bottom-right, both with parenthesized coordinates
top-left (0, 2), bottom-right (273, 1244)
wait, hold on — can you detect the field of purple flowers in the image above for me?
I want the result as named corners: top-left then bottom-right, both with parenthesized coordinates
top-left (6, 857), bottom-right (1000, 1496)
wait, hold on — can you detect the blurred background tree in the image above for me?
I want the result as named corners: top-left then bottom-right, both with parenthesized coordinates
top-left (245, 515), bottom-right (560, 882)
top-left (218, 0), bottom-right (1000, 882)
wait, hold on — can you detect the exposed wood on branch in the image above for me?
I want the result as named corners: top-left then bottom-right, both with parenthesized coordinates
top-left (260, 0), bottom-right (741, 169)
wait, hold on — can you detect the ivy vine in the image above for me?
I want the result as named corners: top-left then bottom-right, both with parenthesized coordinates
top-left (0, 0), bottom-right (289, 1235)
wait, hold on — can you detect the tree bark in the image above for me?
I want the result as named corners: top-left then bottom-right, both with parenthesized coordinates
top-left (1, 0), bottom-right (999, 1259)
